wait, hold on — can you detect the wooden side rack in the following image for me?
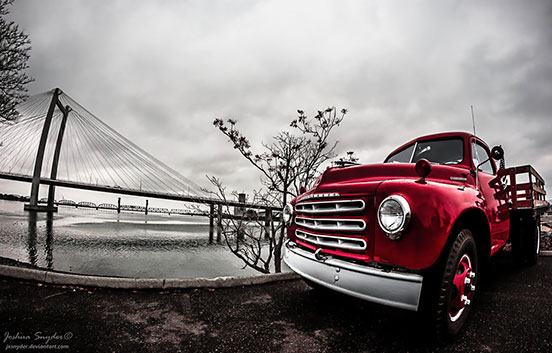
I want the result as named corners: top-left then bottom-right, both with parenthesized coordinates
top-left (498, 165), bottom-right (547, 210)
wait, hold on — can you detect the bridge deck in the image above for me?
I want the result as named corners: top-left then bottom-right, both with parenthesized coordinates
top-left (0, 172), bottom-right (269, 210)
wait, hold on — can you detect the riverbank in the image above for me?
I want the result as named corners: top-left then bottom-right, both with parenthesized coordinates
top-left (1, 253), bottom-right (551, 353)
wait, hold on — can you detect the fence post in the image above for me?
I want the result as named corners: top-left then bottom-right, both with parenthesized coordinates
top-left (209, 204), bottom-right (214, 243)
top-left (235, 193), bottom-right (246, 215)
top-left (217, 204), bottom-right (222, 242)
top-left (264, 207), bottom-right (271, 240)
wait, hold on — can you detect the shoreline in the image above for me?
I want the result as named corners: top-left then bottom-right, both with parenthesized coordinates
top-left (0, 257), bottom-right (298, 289)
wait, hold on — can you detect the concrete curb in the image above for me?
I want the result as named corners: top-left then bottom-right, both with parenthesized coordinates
top-left (2, 251), bottom-right (550, 289)
top-left (0, 264), bottom-right (300, 289)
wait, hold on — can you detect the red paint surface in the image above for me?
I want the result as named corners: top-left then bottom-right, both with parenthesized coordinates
top-left (288, 132), bottom-right (513, 271)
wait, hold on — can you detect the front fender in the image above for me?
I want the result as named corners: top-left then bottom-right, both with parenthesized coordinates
top-left (374, 180), bottom-right (480, 270)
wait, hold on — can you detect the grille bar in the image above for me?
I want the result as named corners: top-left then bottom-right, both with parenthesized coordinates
top-left (295, 199), bottom-right (365, 214)
top-left (296, 229), bottom-right (367, 251)
top-left (295, 216), bottom-right (366, 232)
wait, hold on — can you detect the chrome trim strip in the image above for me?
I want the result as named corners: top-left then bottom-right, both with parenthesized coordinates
top-left (284, 242), bottom-right (423, 311)
top-left (450, 176), bottom-right (467, 182)
top-left (295, 229), bottom-right (367, 251)
top-left (295, 216), bottom-right (366, 232)
top-left (299, 192), bottom-right (340, 201)
top-left (295, 199), bottom-right (365, 214)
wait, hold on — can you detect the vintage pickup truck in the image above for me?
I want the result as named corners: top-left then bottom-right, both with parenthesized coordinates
top-left (283, 131), bottom-right (548, 340)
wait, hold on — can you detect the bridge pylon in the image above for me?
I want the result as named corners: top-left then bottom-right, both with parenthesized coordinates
top-left (24, 88), bottom-right (71, 212)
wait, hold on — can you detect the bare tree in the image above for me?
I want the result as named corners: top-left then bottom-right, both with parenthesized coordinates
top-left (1, 0), bottom-right (33, 123)
top-left (204, 177), bottom-right (276, 273)
top-left (212, 107), bottom-right (347, 272)
top-left (333, 150), bottom-right (360, 167)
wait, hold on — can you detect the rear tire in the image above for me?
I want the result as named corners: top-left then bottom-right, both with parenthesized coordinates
top-left (512, 217), bottom-right (540, 266)
top-left (526, 218), bottom-right (540, 266)
top-left (423, 229), bottom-right (478, 343)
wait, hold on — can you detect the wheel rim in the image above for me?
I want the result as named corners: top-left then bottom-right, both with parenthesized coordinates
top-left (449, 253), bottom-right (475, 322)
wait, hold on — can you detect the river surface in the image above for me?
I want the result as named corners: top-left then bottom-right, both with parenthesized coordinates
top-left (0, 200), bottom-right (271, 278)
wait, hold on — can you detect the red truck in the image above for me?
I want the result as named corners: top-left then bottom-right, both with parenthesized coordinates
top-left (283, 131), bottom-right (548, 340)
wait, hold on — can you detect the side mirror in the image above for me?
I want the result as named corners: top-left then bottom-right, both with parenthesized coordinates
top-left (299, 186), bottom-right (306, 194)
top-left (491, 145), bottom-right (504, 161)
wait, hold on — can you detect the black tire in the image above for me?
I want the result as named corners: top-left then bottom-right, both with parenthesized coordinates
top-left (425, 229), bottom-right (478, 343)
top-left (512, 217), bottom-right (540, 266)
top-left (526, 218), bottom-right (541, 266)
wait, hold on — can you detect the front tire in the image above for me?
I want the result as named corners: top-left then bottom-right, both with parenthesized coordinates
top-left (430, 229), bottom-right (478, 342)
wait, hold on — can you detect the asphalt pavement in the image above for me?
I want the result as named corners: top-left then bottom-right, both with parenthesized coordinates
top-left (1, 253), bottom-right (551, 353)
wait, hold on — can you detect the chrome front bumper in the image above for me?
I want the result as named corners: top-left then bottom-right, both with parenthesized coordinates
top-left (284, 241), bottom-right (423, 311)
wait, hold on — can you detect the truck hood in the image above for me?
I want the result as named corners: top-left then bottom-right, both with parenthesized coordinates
top-left (310, 163), bottom-right (471, 196)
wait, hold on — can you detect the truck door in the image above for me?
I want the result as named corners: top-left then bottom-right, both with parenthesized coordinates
top-left (471, 139), bottom-right (510, 253)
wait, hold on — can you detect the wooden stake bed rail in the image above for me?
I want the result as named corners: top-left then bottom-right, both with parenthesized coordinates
top-left (498, 165), bottom-right (547, 210)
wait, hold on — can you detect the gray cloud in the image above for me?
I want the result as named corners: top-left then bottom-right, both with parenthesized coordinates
top-left (4, 0), bottom-right (552, 203)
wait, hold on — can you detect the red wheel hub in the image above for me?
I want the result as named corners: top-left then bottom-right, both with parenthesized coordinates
top-left (449, 254), bottom-right (475, 322)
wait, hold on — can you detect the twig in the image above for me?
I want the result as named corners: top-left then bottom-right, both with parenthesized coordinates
top-left (41, 292), bottom-right (66, 300)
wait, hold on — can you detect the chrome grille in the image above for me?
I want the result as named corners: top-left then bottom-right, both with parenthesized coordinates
top-left (295, 199), bottom-right (365, 214)
top-left (296, 230), bottom-right (366, 251)
top-left (295, 216), bottom-right (366, 232)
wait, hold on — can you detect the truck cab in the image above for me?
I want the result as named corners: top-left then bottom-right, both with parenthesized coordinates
top-left (283, 131), bottom-right (547, 341)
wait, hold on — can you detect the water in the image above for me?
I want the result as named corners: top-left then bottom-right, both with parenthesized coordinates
top-left (0, 200), bottom-right (264, 279)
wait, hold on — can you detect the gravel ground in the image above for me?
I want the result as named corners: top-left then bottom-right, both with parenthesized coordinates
top-left (541, 210), bottom-right (551, 250)
top-left (542, 234), bottom-right (551, 250)
top-left (1, 252), bottom-right (552, 353)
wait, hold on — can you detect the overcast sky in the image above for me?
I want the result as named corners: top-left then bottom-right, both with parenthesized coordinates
top-left (3, 0), bottom-right (551, 206)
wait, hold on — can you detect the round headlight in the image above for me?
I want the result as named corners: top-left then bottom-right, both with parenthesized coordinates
top-left (377, 195), bottom-right (411, 240)
top-left (282, 203), bottom-right (294, 227)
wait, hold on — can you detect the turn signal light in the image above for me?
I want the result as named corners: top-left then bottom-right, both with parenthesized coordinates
top-left (415, 159), bottom-right (431, 181)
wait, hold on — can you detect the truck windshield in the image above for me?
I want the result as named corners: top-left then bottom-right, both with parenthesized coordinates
top-left (386, 138), bottom-right (464, 165)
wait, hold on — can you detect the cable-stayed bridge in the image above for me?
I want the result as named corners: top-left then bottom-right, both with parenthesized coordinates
top-left (0, 89), bottom-right (266, 222)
